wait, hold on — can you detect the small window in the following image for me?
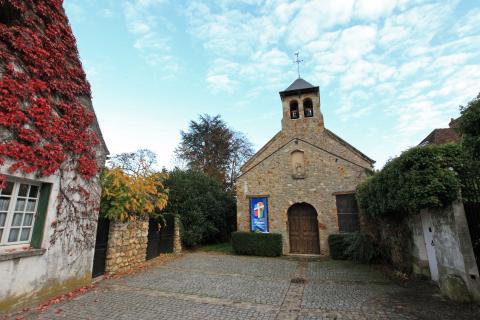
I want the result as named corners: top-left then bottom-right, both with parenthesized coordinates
top-left (0, 181), bottom-right (41, 245)
top-left (290, 100), bottom-right (299, 119)
top-left (304, 98), bottom-right (313, 117)
top-left (335, 194), bottom-right (360, 232)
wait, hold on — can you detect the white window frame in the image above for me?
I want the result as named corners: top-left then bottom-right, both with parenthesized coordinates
top-left (0, 179), bottom-right (41, 246)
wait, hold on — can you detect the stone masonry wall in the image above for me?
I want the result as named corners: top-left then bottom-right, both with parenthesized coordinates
top-left (237, 89), bottom-right (373, 256)
top-left (105, 219), bottom-right (148, 274)
top-left (173, 217), bottom-right (182, 253)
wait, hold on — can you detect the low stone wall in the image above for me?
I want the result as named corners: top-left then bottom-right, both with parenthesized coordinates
top-left (105, 219), bottom-right (148, 274)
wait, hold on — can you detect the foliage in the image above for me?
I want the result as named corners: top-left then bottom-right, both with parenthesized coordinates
top-left (164, 169), bottom-right (236, 247)
top-left (100, 150), bottom-right (168, 221)
top-left (175, 114), bottom-right (253, 189)
top-left (457, 93), bottom-right (480, 158)
top-left (0, 1), bottom-right (105, 253)
top-left (328, 233), bottom-right (355, 260)
top-left (344, 232), bottom-right (382, 264)
top-left (231, 232), bottom-right (282, 257)
top-left (356, 144), bottom-right (464, 218)
top-left (0, 0), bottom-right (100, 183)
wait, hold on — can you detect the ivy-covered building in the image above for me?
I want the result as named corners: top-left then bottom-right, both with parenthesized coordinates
top-left (0, 1), bottom-right (108, 311)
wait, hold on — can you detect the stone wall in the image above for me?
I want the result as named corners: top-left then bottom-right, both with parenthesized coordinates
top-left (105, 219), bottom-right (149, 274)
top-left (173, 217), bottom-right (182, 253)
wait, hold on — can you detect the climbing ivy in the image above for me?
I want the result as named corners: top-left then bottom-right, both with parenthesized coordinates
top-left (356, 144), bottom-right (464, 218)
top-left (0, 1), bottom-right (104, 254)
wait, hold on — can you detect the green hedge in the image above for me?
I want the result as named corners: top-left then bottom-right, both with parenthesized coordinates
top-left (231, 232), bottom-right (282, 257)
top-left (328, 233), bottom-right (355, 260)
top-left (356, 144), bottom-right (464, 218)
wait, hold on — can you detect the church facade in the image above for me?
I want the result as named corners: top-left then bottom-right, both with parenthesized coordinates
top-left (236, 78), bottom-right (375, 255)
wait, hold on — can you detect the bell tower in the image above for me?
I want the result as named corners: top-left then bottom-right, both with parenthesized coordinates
top-left (279, 78), bottom-right (324, 135)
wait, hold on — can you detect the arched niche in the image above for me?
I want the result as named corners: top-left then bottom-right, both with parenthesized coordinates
top-left (291, 150), bottom-right (305, 179)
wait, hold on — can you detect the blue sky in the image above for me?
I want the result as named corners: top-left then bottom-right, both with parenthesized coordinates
top-left (64, 0), bottom-right (480, 168)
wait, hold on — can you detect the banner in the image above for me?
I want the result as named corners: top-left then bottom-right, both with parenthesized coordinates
top-left (250, 197), bottom-right (268, 232)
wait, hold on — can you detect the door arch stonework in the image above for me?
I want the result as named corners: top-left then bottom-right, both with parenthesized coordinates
top-left (288, 202), bottom-right (320, 254)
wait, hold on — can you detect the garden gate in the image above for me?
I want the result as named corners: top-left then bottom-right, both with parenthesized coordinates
top-left (463, 174), bottom-right (480, 270)
top-left (92, 217), bottom-right (110, 278)
top-left (146, 215), bottom-right (174, 260)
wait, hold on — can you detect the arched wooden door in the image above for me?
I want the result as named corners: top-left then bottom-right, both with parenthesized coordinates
top-left (288, 203), bottom-right (320, 254)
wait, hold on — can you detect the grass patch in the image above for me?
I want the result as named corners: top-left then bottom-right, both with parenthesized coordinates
top-left (199, 242), bottom-right (233, 254)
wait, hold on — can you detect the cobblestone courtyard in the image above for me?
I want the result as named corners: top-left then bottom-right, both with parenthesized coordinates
top-left (18, 253), bottom-right (480, 320)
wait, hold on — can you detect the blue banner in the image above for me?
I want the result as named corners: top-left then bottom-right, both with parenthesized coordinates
top-left (250, 197), bottom-right (268, 232)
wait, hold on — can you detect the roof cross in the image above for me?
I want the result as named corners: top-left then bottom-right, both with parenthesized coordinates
top-left (294, 51), bottom-right (303, 78)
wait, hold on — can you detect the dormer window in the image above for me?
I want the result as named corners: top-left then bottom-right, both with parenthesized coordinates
top-left (304, 98), bottom-right (313, 117)
top-left (290, 100), bottom-right (299, 119)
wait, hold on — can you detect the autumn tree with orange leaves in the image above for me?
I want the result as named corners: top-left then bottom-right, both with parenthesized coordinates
top-left (100, 149), bottom-right (168, 221)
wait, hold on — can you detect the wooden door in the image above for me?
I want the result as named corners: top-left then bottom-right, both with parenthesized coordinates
top-left (288, 203), bottom-right (320, 254)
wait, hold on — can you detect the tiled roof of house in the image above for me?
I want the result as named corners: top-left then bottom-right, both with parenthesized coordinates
top-left (419, 128), bottom-right (460, 146)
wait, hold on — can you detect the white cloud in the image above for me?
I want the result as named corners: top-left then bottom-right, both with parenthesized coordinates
top-left (354, 0), bottom-right (398, 20)
top-left (122, 0), bottom-right (180, 74)
top-left (180, 0), bottom-right (479, 166)
top-left (454, 8), bottom-right (480, 37)
top-left (287, 0), bottom-right (355, 46)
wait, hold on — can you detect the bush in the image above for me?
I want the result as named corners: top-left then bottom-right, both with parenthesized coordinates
top-left (328, 233), bottom-right (355, 260)
top-left (164, 169), bottom-right (236, 247)
top-left (356, 144), bottom-right (464, 218)
top-left (231, 232), bottom-right (282, 257)
top-left (344, 232), bottom-right (382, 264)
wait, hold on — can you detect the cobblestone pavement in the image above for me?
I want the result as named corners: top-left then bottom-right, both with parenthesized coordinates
top-left (18, 253), bottom-right (480, 320)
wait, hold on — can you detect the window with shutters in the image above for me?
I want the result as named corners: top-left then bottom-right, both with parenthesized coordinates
top-left (335, 193), bottom-right (360, 233)
top-left (0, 179), bottom-right (50, 247)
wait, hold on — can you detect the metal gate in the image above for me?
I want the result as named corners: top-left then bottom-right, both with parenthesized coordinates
top-left (92, 217), bottom-right (110, 278)
top-left (146, 215), bottom-right (174, 260)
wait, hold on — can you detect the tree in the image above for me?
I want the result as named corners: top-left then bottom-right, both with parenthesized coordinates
top-left (164, 169), bottom-right (236, 246)
top-left (108, 149), bottom-right (157, 177)
top-left (175, 114), bottom-right (253, 189)
top-left (458, 93), bottom-right (480, 158)
top-left (100, 149), bottom-right (168, 221)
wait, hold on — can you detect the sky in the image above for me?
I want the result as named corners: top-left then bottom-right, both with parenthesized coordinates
top-left (63, 0), bottom-right (480, 169)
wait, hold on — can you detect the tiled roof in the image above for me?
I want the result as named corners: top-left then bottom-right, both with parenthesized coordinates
top-left (419, 128), bottom-right (460, 145)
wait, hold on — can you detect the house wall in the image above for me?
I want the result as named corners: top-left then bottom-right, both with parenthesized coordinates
top-left (237, 130), bottom-right (371, 255)
top-left (411, 202), bottom-right (480, 302)
top-left (0, 167), bottom-right (101, 312)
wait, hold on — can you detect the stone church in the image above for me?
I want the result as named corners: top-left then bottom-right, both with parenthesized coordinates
top-left (236, 78), bottom-right (375, 255)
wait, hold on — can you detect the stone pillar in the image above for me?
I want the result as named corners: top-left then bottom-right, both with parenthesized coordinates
top-left (105, 218), bottom-right (149, 274)
top-left (173, 216), bottom-right (182, 253)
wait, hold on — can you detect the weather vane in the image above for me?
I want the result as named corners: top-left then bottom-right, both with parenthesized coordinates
top-left (294, 51), bottom-right (303, 78)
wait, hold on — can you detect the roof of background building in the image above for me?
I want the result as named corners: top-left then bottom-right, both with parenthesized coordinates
top-left (419, 128), bottom-right (460, 146)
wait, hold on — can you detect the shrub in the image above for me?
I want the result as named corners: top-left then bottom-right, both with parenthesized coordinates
top-left (344, 232), bottom-right (382, 264)
top-left (165, 169), bottom-right (236, 247)
top-left (328, 233), bottom-right (355, 260)
top-left (231, 232), bottom-right (282, 257)
top-left (356, 144), bottom-right (464, 218)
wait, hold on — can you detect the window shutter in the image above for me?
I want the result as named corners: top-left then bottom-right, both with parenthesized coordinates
top-left (31, 183), bottom-right (52, 248)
